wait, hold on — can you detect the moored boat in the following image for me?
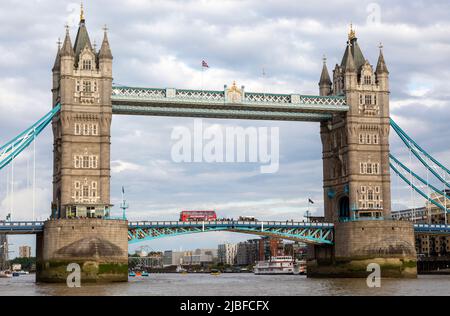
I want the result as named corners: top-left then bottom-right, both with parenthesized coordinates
top-left (254, 256), bottom-right (306, 275)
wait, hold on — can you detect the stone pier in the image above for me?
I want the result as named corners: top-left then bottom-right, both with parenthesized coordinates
top-left (36, 219), bottom-right (128, 283)
top-left (308, 220), bottom-right (417, 278)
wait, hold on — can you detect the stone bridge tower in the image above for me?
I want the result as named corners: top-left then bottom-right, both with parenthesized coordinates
top-left (51, 9), bottom-right (113, 219)
top-left (319, 27), bottom-right (391, 223)
top-left (310, 27), bottom-right (417, 278)
top-left (37, 7), bottom-right (128, 283)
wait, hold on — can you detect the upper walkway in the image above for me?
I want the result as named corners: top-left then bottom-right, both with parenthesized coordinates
top-left (111, 85), bottom-right (348, 122)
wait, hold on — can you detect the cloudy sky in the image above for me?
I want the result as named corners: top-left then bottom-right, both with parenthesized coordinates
top-left (1, 0), bottom-right (450, 257)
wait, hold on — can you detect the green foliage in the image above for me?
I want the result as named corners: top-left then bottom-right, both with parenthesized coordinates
top-left (9, 257), bottom-right (36, 271)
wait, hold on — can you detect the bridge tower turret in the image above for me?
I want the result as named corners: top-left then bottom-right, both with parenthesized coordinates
top-left (318, 57), bottom-right (332, 96)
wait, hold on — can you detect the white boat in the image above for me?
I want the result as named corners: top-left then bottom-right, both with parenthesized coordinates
top-left (254, 256), bottom-right (306, 275)
top-left (0, 271), bottom-right (13, 278)
top-left (176, 265), bottom-right (187, 273)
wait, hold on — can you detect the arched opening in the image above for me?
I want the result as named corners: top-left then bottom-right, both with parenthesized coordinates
top-left (338, 196), bottom-right (350, 220)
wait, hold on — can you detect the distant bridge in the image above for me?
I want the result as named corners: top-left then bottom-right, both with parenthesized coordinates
top-left (2, 221), bottom-right (450, 246)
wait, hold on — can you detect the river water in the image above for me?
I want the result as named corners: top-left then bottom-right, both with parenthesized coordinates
top-left (0, 274), bottom-right (449, 296)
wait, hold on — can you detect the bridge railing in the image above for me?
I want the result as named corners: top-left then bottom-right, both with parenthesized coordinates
top-left (0, 221), bottom-right (45, 227)
top-left (414, 224), bottom-right (450, 233)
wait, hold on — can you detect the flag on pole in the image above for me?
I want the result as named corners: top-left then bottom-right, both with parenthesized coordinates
top-left (308, 198), bottom-right (314, 204)
top-left (122, 186), bottom-right (125, 195)
top-left (202, 60), bottom-right (209, 68)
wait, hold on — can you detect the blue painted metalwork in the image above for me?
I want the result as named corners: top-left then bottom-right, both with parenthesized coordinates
top-left (0, 104), bottom-right (61, 171)
top-left (414, 224), bottom-right (450, 235)
top-left (0, 221), bottom-right (44, 234)
top-left (390, 161), bottom-right (449, 212)
top-left (390, 154), bottom-right (450, 202)
top-left (390, 119), bottom-right (450, 188)
top-left (128, 221), bottom-right (335, 245)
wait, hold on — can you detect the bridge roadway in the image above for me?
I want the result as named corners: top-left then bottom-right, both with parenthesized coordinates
top-left (1, 220), bottom-right (449, 245)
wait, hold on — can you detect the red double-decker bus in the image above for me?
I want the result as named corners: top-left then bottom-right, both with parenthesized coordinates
top-left (179, 210), bottom-right (217, 222)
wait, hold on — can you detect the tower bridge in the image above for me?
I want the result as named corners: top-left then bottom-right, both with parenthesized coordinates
top-left (1, 7), bottom-right (450, 282)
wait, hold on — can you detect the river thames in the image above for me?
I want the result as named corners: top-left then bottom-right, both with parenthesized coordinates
top-left (0, 273), bottom-right (449, 296)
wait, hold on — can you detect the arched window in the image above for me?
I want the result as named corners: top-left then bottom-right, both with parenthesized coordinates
top-left (74, 123), bottom-right (81, 135)
top-left (83, 124), bottom-right (89, 135)
top-left (74, 156), bottom-right (81, 168)
top-left (82, 156), bottom-right (89, 168)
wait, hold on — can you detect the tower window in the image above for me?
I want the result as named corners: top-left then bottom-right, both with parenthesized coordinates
top-left (82, 156), bottom-right (90, 168)
top-left (364, 76), bottom-right (371, 85)
top-left (374, 163), bottom-right (379, 174)
top-left (74, 123), bottom-right (81, 135)
top-left (83, 81), bottom-right (92, 92)
top-left (367, 163), bottom-right (373, 174)
top-left (82, 59), bottom-right (92, 70)
top-left (373, 134), bottom-right (379, 144)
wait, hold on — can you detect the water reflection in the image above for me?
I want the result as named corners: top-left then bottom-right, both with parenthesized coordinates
top-left (0, 274), bottom-right (449, 296)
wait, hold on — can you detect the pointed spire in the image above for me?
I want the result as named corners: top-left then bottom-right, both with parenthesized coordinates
top-left (319, 55), bottom-right (332, 86)
top-left (344, 42), bottom-right (356, 73)
top-left (73, 8), bottom-right (93, 66)
top-left (52, 38), bottom-right (62, 72)
top-left (99, 25), bottom-right (113, 60)
top-left (376, 43), bottom-right (389, 74)
top-left (60, 25), bottom-right (75, 57)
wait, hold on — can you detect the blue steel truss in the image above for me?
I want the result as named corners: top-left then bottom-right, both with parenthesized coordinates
top-left (128, 221), bottom-right (335, 245)
top-left (390, 119), bottom-right (450, 188)
top-left (0, 104), bottom-right (61, 171)
top-left (390, 154), bottom-right (450, 213)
